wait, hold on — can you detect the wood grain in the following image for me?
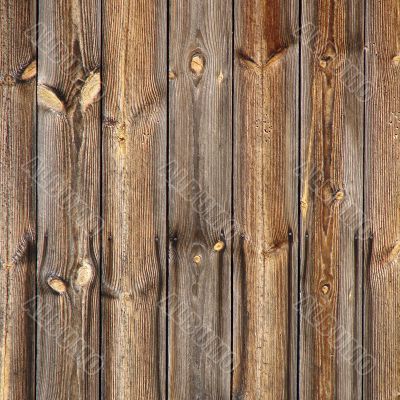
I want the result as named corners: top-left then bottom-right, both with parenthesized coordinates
top-left (364, 0), bottom-right (400, 398)
top-left (168, 0), bottom-right (232, 398)
top-left (37, 0), bottom-right (100, 398)
top-left (0, 1), bottom-right (36, 399)
top-left (101, 0), bottom-right (167, 398)
top-left (299, 0), bottom-right (364, 399)
top-left (232, 0), bottom-right (299, 398)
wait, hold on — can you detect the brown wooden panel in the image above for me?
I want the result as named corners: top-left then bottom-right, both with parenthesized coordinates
top-left (101, 0), bottom-right (167, 398)
top-left (232, 0), bottom-right (299, 398)
top-left (168, 0), bottom-right (232, 398)
top-left (299, 0), bottom-right (364, 399)
top-left (0, 1), bottom-right (36, 399)
top-left (364, 0), bottom-right (400, 398)
top-left (37, 0), bottom-right (101, 398)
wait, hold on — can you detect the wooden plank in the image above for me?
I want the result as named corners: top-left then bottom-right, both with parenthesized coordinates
top-left (364, 1), bottom-right (400, 398)
top-left (0, 1), bottom-right (36, 399)
top-left (37, 0), bottom-right (101, 398)
top-left (101, 0), bottom-right (167, 398)
top-left (168, 0), bottom-right (232, 398)
top-left (299, 0), bottom-right (364, 399)
top-left (232, 0), bottom-right (299, 398)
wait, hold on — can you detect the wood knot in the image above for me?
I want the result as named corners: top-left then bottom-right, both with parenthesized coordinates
top-left (190, 53), bottom-right (205, 75)
top-left (213, 241), bottom-right (225, 252)
top-left (169, 71), bottom-right (177, 80)
top-left (319, 44), bottom-right (337, 68)
top-left (20, 60), bottom-right (37, 81)
top-left (38, 84), bottom-right (65, 114)
top-left (334, 189), bottom-right (345, 202)
top-left (321, 284), bottom-right (330, 295)
top-left (47, 276), bottom-right (67, 294)
top-left (193, 255), bottom-right (202, 264)
top-left (80, 71), bottom-right (101, 112)
top-left (75, 260), bottom-right (93, 287)
top-left (392, 55), bottom-right (400, 66)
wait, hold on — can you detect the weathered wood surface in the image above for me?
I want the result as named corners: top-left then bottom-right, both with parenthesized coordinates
top-left (232, 0), bottom-right (299, 398)
top-left (0, 1), bottom-right (36, 399)
top-left (299, 1), bottom-right (365, 399)
top-left (2, 0), bottom-right (400, 398)
top-left (102, 0), bottom-right (167, 398)
top-left (37, 0), bottom-right (100, 398)
top-left (168, 0), bottom-right (232, 398)
top-left (364, 0), bottom-right (400, 398)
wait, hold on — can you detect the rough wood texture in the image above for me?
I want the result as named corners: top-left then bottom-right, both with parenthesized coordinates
top-left (37, 0), bottom-right (100, 398)
top-left (168, 0), bottom-right (232, 398)
top-left (299, 0), bottom-right (364, 399)
top-left (0, 1), bottom-right (36, 399)
top-left (102, 0), bottom-right (167, 398)
top-left (364, 0), bottom-right (400, 398)
top-left (232, 0), bottom-right (299, 398)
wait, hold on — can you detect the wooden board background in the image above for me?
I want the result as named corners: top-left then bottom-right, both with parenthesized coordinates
top-left (0, 0), bottom-right (398, 399)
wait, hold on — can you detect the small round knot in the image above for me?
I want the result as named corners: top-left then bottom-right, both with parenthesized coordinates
top-left (321, 284), bottom-right (330, 295)
top-left (193, 255), bottom-right (202, 264)
top-left (213, 241), bottom-right (225, 252)
top-left (190, 53), bottom-right (205, 75)
top-left (75, 261), bottom-right (93, 287)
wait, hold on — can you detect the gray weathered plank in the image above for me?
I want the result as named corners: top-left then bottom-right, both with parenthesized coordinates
top-left (364, 0), bottom-right (400, 397)
top-left (168, 0), bottom-right (232, 397)
top-left (0, 1), bottom-right (36, 399)
top-left (37, 0), bottom-right (101, 398)
top-left (232, 0), bottom-right (299, 398)
top-left (101, 0), bottom-right (167, 398)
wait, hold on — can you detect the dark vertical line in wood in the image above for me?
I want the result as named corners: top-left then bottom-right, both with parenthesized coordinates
top-left (296, 2), bottom-right (302, 399)
top-left (363, 233), bottom-right (373, 397)
top-left (35, 4), bottom-right (39, 399)
top-left (99, 0), bottom-right (103, 397)
top-left (166, 0), bottom-right (170, 397)
top-left (230, 0), bottom-right (235, 398)
top-left (287, 228), bottom-right (294, 399)
top-left (154, 235), bottom-right (163, 398)
top-left (234, 233), bottom-right (248, 398)
top-left (361, 0), bottom-right (367, 395)
top-left (354, 231), bottom-right (360, 400)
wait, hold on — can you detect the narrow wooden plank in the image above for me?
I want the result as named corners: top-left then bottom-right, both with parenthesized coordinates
top-left (232, 0), bottom-right (299, 398)
top-left (101, 0), bottom-right (167, 398)
top-left (0, 1), bottom-right (36, 399)
top-left (37, 0), bottom-right (101, 398)
top-left (299, 1), bottom-right (364, 399)
top-left (364, 1), bottom-right (400, 398)
top-left (168, 0), bottom-right (232, 398)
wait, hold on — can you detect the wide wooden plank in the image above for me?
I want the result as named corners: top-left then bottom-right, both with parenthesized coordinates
top-left (101, 0), bottom-right (167, 398)
top-left (37, 0), bottom-right (101, 398)
top-left (168, 0), bottom-right (232, 398)
top-left (0, 1), bottom-right (36, 399)
top-left (299, 0), bottom-right (364, 399)
top-left (232, 0), bottom-right (299, 398)
top-left (364, 1), bottom-right (400, 398)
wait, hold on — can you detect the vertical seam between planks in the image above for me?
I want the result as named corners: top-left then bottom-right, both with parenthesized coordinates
top-left (99, 0), bottom-right (103, 397)
top-left (361, 0), bottom-right (367, 396)
top-left (35, 1), bottom-right (39, 398)
top-left (166, 0), bottom-right (170, 397)
top-left (230, 0), bottom-right (235, 397)
top-left (296, 0), bottom-right (302, 398)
